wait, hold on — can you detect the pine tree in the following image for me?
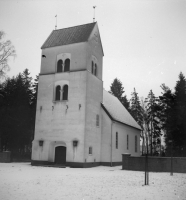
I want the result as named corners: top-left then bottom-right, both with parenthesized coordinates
top-left (159, 84), bottom-right (175, 155)
top-left (130, 88), bottom-right (145, 154)
top-left (160, 73), bottom-right (186, 156)
top-left (22, 69), bottom-right (33, 104)
top-left (32, 74), bottom-right (39, 104)
top-left (130, 88), bottom-right (143, 127)
top-left (0, 69), bottom-right (34, 158)
top-left (109, 78), bottom-right (130, 111)
top-left (140, 98), bottom-right (150, 155)
top-left (145, 90), bottom-right (161, 155)
top-left (172, 72), bottom-right (186, 154)
top-left (30, 74), bottom-right (39, 141)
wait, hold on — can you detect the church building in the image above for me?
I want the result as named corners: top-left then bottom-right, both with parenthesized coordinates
top-left (31, 22), bottom-right (141, 167)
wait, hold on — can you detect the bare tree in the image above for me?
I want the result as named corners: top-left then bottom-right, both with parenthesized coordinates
top-left (0, 31), bottom-right (16, 79)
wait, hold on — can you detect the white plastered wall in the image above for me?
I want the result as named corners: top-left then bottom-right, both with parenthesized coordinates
top-left (84, 72), bottom-right (103, 163)
top-left (32, 71), bottom-right (87, 163)
top-left (40, 43), bottom-right (87, 74)
top-left (111, 122), bottom-right (141, 162)
top-left (101, 107), bottom-right (112, 162)
top-left (101, 108), bottom-right (141, 163)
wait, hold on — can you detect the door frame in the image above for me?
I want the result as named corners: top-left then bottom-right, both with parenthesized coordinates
top-left (54, 145), bottom-right (67, 165)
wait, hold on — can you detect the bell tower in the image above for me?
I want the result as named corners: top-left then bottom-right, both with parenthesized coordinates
top-left (32, 22), bottom-right (104, 167)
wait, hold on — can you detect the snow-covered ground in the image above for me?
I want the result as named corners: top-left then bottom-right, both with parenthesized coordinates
top-left (0, 163), bottom-right (186, 200)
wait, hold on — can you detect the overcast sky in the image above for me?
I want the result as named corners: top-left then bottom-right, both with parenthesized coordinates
top-left (1, 0), bottom-right (186, 99)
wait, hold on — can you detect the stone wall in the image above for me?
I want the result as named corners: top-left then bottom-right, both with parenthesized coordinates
top-left (122, 153), bottom-right (186, 173)
top-left (0, 151), bottom-right (11, 163)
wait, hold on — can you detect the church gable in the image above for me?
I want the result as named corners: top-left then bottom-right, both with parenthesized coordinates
top-left (86, 23), bottom-right (104, 80)
top-left (87, 23), bottom-right (104, 56)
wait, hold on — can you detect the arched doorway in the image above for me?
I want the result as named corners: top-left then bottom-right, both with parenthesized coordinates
top-left (55, 146), bottom-right (66, 165)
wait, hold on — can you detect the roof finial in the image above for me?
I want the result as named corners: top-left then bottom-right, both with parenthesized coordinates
top-left (93, 6), bottom-right (96, 22)
top-left (55, 15), bottom-right (57, 30)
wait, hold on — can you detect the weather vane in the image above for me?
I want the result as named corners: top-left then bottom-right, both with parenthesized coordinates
top-left (93, 6), bottom-right (96, 22)
top-left (55, 15), bottom-right (57, 30)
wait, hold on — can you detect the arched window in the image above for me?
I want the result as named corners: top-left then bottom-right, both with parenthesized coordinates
top-left (135, 135), bottom-right (137, 152)
top-left (94, 64), bottom-right (97, 76)
top-left (96, 114), bottom-right (99, 126)
top-left (57, 60), bottom-right (63, 72)
top-left (64, 59), bottom-right (70, 72)
top-left (89, 147), bottom-right (93, 155)
top-left (55, 85), bottom-right (61, 101)
top-left (127, 135), bottom-right (129, 150)
top-left (116, 132), bottom-right (118, 149)
top-left (91, 61), bottom-right (94, 74)
top-left (63, 85), bottom-right (68, 100)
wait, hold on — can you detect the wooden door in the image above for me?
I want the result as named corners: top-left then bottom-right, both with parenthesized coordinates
top-left (55, 146), bottom-right (66, 165)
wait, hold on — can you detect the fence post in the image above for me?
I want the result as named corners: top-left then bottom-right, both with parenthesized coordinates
top-left (145, 153), bottom-right (149, 185)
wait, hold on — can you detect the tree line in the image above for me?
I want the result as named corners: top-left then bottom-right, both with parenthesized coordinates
top-left (0, 70), bottom-right (185, 158)
top-left (109, 73), bottom-right (186, 157)
top-left (0, 69), bottom-right (38, 160)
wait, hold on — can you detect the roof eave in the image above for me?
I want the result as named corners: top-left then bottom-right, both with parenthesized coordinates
top-left (41, 30), bottom-right (54, 49)
top-left (101, 103), bottom-right (142, 131)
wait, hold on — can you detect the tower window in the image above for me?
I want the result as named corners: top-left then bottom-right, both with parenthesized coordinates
top-left (135, 135), bottom-right (137, 153)
top-left (57, 59), bottom-right (63, 72)
top-left (63, 85), bottom-right (68, 100)
top-left (91, 61), bottom-right (94, 74)
top-left (94, 64), bottom-right (97, 76)
top-left (89, 147), bottom-right (93, 155)
top-left (127, 135), bottom-right (129, 150)
top-left (64, 59), bottom-right (70, 72)
top-left (116, 132), bottom-right (118, 149)
top-left (55, 85), bottom-right (61, 101)
top-left (96, 114), bottom-right (99, 127)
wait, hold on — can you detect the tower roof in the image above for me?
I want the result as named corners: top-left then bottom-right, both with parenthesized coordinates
top-left (41, 22), bottom-right (96, 49)
top-left (102, 89), bottom-right (141, 130)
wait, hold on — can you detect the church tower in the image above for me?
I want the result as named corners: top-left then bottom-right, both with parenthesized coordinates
top-left (31, 22), bottom-right (104, 167)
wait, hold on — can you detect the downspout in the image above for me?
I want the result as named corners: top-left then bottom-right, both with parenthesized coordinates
top-left (110, 121), bottom-right (113, 167)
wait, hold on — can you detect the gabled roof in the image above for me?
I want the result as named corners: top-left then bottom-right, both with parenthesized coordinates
top-left (41, 22), bottom-right (96, 49)
top-left (102, 89), bottom-right (141, 130)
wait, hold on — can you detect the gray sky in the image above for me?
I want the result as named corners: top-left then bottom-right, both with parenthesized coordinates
top-left (1, 0), bottom-right (186, 99)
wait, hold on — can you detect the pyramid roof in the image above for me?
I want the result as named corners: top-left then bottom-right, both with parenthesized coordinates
top-left (41, 22), bottom-right (96, 49)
